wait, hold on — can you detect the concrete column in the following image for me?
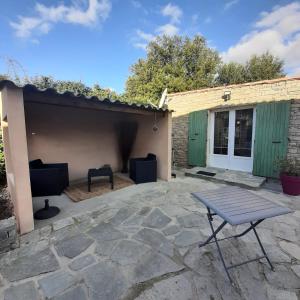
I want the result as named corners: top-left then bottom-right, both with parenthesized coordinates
top-left (0, 87), bottom-right (34, 234)
top-left (159, 112), bottom-right (172, 181)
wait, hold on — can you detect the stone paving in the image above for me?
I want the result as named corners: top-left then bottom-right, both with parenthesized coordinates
top-left (0, 176), bottom-right (299, 300)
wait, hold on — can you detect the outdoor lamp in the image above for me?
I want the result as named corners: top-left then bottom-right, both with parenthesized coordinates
top-left (223, 91), bottom-right (231, 101)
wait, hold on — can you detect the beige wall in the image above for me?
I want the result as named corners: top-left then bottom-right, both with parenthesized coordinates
top-left (25, 102), bottom-right (123, 181)
top-left (25, 102), bottom-right (171, 182)
top-left (168, 77), bottom-right (300, 167)
top-left (131, 112), bottom-right (172, 180)
top-left (0, 87), bottom-right (34, 234)
top-left (168, 77), bottom-right (300, 117)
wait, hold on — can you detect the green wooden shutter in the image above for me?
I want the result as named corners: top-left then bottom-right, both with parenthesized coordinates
top-left (188, 110), bottom-right (208, 166)
top-left (253, 101), bottom-right (291, 178)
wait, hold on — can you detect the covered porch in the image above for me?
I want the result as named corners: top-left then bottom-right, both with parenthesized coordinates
top-left (0, 81), bottom-right (172, 234)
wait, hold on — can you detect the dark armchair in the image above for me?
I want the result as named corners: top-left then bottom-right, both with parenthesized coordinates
top-left (129, 153), bottom-right (157, 184)
top-left (29, 159), bottom-right (69, 197)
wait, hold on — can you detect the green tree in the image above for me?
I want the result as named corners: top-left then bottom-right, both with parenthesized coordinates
top-left (216, 62), bottom-right (247, 85)
top-left (89, 84), bottom-right (120, 100)
top-left (26, 75), bottom-right (56, 89)
top-left (24, 76), bottom-right (123, 100)
top-left (245, 52), bottom-right (285, 82)
top-left (216, 52), bottom-right (285, 85)
top-left (125, 35), bottom-right (221, 104)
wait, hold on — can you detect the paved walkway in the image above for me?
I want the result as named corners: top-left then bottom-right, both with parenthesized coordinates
top-left (0, 177), bottom-right (299, 300)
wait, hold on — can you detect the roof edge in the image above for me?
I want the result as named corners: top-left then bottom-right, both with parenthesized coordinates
top-left (167, 76), bottom-right (300, 97)
top-left (0, 79), bottom-right (170, 113)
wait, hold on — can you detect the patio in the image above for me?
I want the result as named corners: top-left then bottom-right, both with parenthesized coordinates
top-left (0, 176), bottom-right (299, 300)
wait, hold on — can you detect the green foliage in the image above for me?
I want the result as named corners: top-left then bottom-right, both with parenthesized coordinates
top-left (125, 35), bottom-right (221, 104)
top-left (23, 76), bottom-right (123, 100)
top-left (216, 52), bottom-right (285, 85)
top-left (245, 52), bottom-right (285, 82)
top-left (216, 62), bottom-right (247, 85)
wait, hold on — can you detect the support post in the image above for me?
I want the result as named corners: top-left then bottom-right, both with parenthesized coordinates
top-left (0, 86), bottom-right (34, 234)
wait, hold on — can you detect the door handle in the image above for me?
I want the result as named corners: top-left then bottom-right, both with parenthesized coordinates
top-left (272, 141), bottom-right (281, 144)
top-left (190, 138), bottom-right (196, 141)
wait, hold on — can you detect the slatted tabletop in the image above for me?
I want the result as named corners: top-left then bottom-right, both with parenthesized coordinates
top-left (192, 186), bottom-right (292, 225)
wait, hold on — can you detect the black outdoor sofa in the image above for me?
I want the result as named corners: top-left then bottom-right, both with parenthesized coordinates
top-left (29, 159), bottom-right (69, 197)
top-left (129, 153), bottom-right (157, 184)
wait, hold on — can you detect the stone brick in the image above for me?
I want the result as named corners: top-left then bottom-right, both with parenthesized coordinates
top-left (168, 79), bottom-right (300, 167)
top-left (0, 217), bottom-right (17, 254)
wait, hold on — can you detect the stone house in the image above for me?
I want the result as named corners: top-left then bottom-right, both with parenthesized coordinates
top-left (167, 77), bottom-right (300, 177)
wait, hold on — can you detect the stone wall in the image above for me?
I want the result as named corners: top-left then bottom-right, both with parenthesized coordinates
top-left (287, 99), bottom-right (300, 160)
top-left (0, 217), bottom-right (17, 254)
top-left (168, 77), bottom-right (300, 168)
top-left (172, 114), bottom-right (188, 167)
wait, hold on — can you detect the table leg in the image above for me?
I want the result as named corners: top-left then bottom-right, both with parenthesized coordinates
top-left (110, 175), bottom-right (114, 190)
top-left (207, 212), bottom-right (233, 284)
top-left (251, 222), bottom-right (274, 271)
top-left (88, 176), bottom-right (91, 192)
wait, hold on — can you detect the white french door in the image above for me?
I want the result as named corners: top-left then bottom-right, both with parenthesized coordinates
top-left (207, 107), bottom-right (256, 172)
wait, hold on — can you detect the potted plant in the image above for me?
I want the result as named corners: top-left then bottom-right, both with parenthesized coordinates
top-left (278, 158), bottom-right (300, 196)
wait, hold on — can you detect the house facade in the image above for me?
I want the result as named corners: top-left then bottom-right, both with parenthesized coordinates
top-left (168, 77), bottom-right (300, 177)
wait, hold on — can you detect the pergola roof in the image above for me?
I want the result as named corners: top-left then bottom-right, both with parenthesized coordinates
top-left (0, 80), bottom-right (170, 115)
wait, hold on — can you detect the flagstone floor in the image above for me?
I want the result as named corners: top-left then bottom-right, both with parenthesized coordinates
top-left (0, 176), bottom-right (299, 300)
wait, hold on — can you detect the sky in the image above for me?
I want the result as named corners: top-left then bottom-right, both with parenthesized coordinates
top-left (0, 0), bottom-right (300, 93)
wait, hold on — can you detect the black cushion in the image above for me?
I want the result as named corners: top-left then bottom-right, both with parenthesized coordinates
top-left (29, 159), bottom-right (43, 169)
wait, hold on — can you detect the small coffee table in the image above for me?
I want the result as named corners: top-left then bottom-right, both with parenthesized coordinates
top-left (88, 166), bottom-right (114, 192)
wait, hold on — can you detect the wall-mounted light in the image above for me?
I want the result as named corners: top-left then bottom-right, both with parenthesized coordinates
top-left (222, 91), bottom-right (231, 102)
top-left (152, 112), bottom-right (159, 132)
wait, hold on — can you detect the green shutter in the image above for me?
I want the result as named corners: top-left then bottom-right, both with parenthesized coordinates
top-left (188, 110), bottom-right (208, 166)
top-left (253, 101), bottom-right (291, 178)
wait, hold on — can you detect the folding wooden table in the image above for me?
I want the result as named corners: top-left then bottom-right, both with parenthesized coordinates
top-left (192, 186), bottom-right (292, 284)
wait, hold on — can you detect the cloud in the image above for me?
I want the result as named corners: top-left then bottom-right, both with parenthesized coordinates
top-left (222, 2), bottom-right (300, 75)
top-left (133, 42), bottom-right (148, 50)
top-left (136, 29), bottom-right (155, 42)
top-left (161, 3), bottom-right (182, 24)
top-left (10, 0), bottom-right (111, 39)
top-left (156, 24), bottom-right (179, 36)
top-left (224, 0), bottom-right (239, 11)
top-left (133, 3), bottom-right (182, 50)
top-left (131, 0), bottom-right (142, 9)
top-left (204, 17), bottom-right (212, 24)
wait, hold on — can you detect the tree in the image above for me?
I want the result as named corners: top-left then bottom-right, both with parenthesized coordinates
top-left (89, 84), bottom-right (120, 100)
top-left (24, 76), bottom-right (122, 100)
top-left (245, 52), bottom-right (285, 82)
top-left (216, 52), bottom-right (285, 85)
top-left (216, 62), bottom-right (247, 85)
top-left (125, 35), bottom-right (221, 103)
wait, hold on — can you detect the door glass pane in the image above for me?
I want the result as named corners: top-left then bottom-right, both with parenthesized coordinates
top-left (234, 109), bottom-right (253, 157)
top-left (214, 111), bottom-right (229, 154)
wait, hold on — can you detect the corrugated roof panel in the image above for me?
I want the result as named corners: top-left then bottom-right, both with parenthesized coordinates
top-left (0, 80), bottom-right (170, 113)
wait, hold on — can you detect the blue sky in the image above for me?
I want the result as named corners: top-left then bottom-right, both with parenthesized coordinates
top-left (0, 0), bottom-right (299, 93)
